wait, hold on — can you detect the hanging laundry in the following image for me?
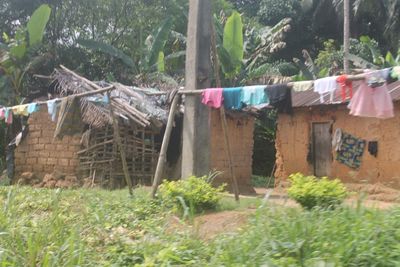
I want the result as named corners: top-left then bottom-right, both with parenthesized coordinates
top-left (266, 84), bottom-right (292, 113)
top-left (201, 88), bottom-right (223, 109)
top-left (348, 80), bottom-right (394, 119)
top-left (314, 76), bottom-right (338, 103)
top-left (27, 103), bottom-right (40, 114)
top-left (223, 87), bottom-right (243, 110)
top-left (0, 108), bottom-right (5, 120)
top-left (336, 75), bottom-right (353, 101)
top-left (366, 68), bottom-right (390, 88)
top-left (368, 141), bottom-right (378, 157)
top-left (47, 99), bottom-right (59, 122)
top-left (11, 104), bottom-right (29, 116)
top-left (391, 66), bottom-right (400, 80)
top-left (54, 96), bottom-right (82, 139)
top-left (5, 108), bottom-right (13, 124)
top-left (336, 132), bottom-right (366, 169)
top-left (241, 85), bottom-right (268, 106)
top-left (332, 128), bottom-right (343, 152)
top-left (292, 81), bottom-right (313, 92)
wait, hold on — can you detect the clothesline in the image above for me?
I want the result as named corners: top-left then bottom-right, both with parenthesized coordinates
top-left (0, 86), bottom-right (114, 110)
top-left (144, 71), bottom-right (373, 96)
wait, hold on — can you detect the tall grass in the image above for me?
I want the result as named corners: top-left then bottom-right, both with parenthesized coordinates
top-left (1, 186), bottom-right (400, 266)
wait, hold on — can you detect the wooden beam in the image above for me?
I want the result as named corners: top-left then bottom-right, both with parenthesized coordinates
top-left (107, 91), bottom-right (133, 195)
top-left (151, 93), bottom-right (181, 198)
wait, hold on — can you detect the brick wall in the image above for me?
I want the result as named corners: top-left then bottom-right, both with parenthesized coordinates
top-left (14, 107), bottom-right (81, 178)
top-left (210, 109), bottom-right (255, 194)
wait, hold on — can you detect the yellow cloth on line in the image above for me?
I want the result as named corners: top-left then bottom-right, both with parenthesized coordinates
top-left (292, 81), bottom-right (313, 92)
top-left (11, 104), bottom-right (29, 116)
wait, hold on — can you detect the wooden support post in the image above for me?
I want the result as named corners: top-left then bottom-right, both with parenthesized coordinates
top-left (220, 108), bottom-right (240, 201)
top-left (210, 21), bottom-right (240, 201)
top-left (151, 93), bottom-right (181, 198)
top-left (107, 91), bottom-right (133, 195)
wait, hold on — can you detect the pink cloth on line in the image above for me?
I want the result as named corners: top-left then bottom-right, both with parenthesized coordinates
top-left (201, 88), bottom-right (223, 109)
top-left (348, 81), bottom-right (394, 119)
top-left (0, 108), bottom-right (5, 120)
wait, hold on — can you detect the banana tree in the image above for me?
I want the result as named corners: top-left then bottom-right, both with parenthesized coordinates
top-left (215, 11), bottom-right (292, 84)
top-left (0, 4), bottom-right (51, 105)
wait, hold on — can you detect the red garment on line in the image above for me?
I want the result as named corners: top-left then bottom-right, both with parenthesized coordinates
top-left (336, 75), bottom-right (353, 101)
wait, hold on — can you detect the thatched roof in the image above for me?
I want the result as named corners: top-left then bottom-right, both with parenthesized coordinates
top-left (51, 66), bottom-right (169, 129)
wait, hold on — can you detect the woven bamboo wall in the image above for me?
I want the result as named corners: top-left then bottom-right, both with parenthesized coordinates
top-left (78, 122), bottom-right (160, 188)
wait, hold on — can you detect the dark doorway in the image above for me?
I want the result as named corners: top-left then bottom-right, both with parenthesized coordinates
top-left (312, 122), bottom-right (332, 177)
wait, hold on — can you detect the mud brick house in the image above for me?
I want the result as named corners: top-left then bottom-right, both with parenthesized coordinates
top-left (275, 81), bottom-right (400, 188)
top-left (11, 67), bottom-right (256, 192)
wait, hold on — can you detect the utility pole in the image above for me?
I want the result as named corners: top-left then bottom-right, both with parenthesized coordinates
top-left (343, 0), bottom-right (350, 74)
top-left (181, 0), bottom-right (212, 178)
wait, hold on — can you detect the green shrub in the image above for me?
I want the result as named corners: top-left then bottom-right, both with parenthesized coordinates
top-left (158, 176), bottom-right (225, 214)
top-left (287, 173), bottom-right (347, 210)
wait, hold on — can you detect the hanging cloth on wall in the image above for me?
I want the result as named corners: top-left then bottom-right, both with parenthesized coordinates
top-left (223, 87), bottom-right (243, 110)
top-left (347, 80), bottom-right (394, 119)
top-left (265, 84), bottom-right (292, 114)
top-left (368, 141), bottom-right (378, 157)
top-left (5, 108), bottom-right (13, 124)
top-left (27, 103), bottom-right (40, 114)
top-left (47, 99), bottom-right (59, 122)
top-left (332, 128), bottom-right (343, 152)
top-left (11, 104), bottom-right (29, 116)
top-left (314, 76), bottom-right (338, 103)
top-left (241, 85), bottom-right (268, 107)
top-left (336, 132), bottom-right (366, 169)
top-left (336, 75), bottom-right (353, 101)
top-left (54, 96), bottom-right (82, 139)
top-left (292, 81), bottom-right (313, 92)
top-left (201, 88), bottom-right (223, 109)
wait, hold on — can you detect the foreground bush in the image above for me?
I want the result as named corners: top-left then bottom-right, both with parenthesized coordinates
top-left (158, 176), bottom-right (225, 214)
top-left (287, 173), bottom-right (347, 209)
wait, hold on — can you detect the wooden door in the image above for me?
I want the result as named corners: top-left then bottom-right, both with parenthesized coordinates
top-left (312, 122), bottom-right (332, 177)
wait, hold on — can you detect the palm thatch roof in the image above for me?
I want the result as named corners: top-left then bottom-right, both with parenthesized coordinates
top-left (51, 66), bottom-right (169, 129)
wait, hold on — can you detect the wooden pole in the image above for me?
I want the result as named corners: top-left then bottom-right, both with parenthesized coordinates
top-left (181, 0), bottom-right (212, 178)
top-left (107, 91), bottom-right (133, 195)
top-left (210, 22), bottom-right (240, 201)
top-left (151, 93), bottom-right (181, 198)
top-left (343, 0), bottom-right (350, 74)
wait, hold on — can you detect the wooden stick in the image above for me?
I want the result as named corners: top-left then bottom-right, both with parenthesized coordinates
top-left (210, 21), bottom-right (240, 201)
top-left (107, 91), bottom-right (133, 195)
top-left (151, 93), bottom-right (181, 198)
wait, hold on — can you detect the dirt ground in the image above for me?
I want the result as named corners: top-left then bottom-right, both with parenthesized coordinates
top-left (188, 184), bottom-right (400, 240)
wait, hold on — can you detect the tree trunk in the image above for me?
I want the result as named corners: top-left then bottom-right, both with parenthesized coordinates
top-left (343, 0), bottom-right (350, 74)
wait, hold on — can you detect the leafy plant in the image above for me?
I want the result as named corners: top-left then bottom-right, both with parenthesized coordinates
top-left (287, 173), bottom-right (347, 210)
top-left (0, 4), bottom-right (51, 104)
top-left (158, 176), bottom-right (225, 214)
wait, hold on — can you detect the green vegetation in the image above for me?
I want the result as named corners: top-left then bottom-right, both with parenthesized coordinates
top-left (1, 186), bottom-right (400, 266)
top-left (288, 173), bottom-right (348, 210)
top-left (158, 176), bottom-right (225, 215)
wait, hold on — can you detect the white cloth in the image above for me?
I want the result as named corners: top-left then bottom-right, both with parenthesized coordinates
top-left (332, 128), bottom-right (343, 151)
top-left (314, 76), bottom-right (338, 103)
top-left (292, 81), bottom-right (313, 92)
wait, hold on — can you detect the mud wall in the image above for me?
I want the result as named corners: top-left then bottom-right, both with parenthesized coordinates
top-left (210, 109), bottom-right (255, 194)
top-left (14, 108), bottom-right (81, 178)
top-left (275, 103), bottom-right (400, 188)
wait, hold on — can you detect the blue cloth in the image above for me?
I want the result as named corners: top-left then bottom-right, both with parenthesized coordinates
top-left (241, 85), bottom-right (268, 106)
top-left (47, 99), bottom-right (59, 122)
top-left (27, 103), bottom-right (40, 114)
top-left (336, 132), bottom-right (366, 169)
top-left (223, 87), bottom-right (243, 110)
